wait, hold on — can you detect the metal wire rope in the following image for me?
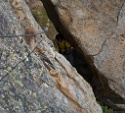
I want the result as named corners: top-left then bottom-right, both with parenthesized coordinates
top-left (0, 31), bottom-right (45, 38)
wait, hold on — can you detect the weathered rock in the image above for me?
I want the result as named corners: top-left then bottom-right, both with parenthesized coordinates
top-left (41, 0), bottom-right (125, 108)
top-left (0, 0), bottom-right (102, 113)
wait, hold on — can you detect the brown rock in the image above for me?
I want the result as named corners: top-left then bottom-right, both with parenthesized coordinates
top-left (41, 0), bottom-right (125, 108)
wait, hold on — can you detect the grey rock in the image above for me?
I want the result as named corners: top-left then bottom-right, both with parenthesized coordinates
top-left (0, 0), bottom-right (102, 113)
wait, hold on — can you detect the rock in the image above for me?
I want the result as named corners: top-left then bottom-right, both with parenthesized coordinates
top-left (0, 0), bottom-right (102, 112)
top-left (41, 0), bottom-right (125, 108)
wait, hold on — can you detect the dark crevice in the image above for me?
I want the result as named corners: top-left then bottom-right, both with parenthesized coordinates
top-left (40, 0), bottom-right (94, 82)
top-left (40, 0), bottom-right (125, 111)
top-left (116, 1), bottom-right (125, 27)
top-left (40, 1), bottom-right (96, 85)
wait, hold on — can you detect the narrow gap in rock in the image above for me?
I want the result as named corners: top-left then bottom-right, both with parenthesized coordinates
top-left (27, 0), bottom-right (96, 92)
top-left (27, 0), bottom-right (125, 111)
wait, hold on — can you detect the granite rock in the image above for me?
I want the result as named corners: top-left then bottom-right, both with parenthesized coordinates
top-left (0, 0), bottom-right (102, 113)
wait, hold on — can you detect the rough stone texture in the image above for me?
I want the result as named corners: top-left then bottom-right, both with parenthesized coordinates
top-left (0, 0), bottom-right (102, 113)
top-left (41, 0), bottom-right (125, 109)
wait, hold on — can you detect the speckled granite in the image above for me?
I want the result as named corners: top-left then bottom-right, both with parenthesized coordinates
top-left (0, 0), bottom-right (102, 113)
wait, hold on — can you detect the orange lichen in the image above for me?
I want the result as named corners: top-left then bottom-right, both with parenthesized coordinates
top-left (24, 25), bottom-right (37, 47)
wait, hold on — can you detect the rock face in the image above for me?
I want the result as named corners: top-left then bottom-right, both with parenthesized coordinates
top-left (41, 0), bottom-right (125, 108)
top-left (0, 0), bottom-right (102, 113)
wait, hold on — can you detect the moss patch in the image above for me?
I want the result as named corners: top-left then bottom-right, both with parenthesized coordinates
top-left (28, 2), bottom-right (57, 40)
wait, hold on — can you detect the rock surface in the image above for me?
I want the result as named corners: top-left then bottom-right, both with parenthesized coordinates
top-left (41, 0), bottom-right (125, 108)
top-left (0, 0), bottom-right (102, 113)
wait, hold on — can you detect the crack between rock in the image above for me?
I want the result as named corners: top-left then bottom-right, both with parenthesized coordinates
top-left (89, 38), bottom-right (108, 56)
top-left (116, 2), bottom-right (125, 27)
top-left (123, 61), bottom-right (125, 74)
top-left (89, 2), bottom-right (125, 56)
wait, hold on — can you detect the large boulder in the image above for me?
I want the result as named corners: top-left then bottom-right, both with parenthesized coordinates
top-left (0, 0), bottom-right (102, 112)
top-left (41, 0), bottom-right (125, 107)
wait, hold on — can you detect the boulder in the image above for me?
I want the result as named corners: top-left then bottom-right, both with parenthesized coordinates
top-left (0, 0), bottom-right (102, 112)
top-left (41, 0), bottom-right (125, 107)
